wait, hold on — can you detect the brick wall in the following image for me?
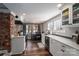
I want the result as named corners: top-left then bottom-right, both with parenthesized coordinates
top-left (0, 13), bottom-right (15, 52)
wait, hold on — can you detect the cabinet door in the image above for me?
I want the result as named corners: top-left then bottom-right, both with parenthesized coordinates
top-left (50, 38), bottom-right (79, 56)
top-left (73, 3), bottom-right (79, 24)
top-left (41, 34), bottom-right (45, 46)
top-left (53, 40), bottom-right (64, 56)
top-left (61, 4), bottom-right (73, 26)
top-left (62, 44), bottom-right (79, 56)
top-left (50, 38), bottom-right (63, 56)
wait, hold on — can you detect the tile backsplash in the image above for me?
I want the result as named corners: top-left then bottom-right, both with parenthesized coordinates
top-left (42, 21), bottom-right (79, 38)
top-left (53, 27), bottom-right (79, 38)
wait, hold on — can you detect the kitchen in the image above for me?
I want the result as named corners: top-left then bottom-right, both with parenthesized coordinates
top-left (0, 3), bottom-right (79, 56)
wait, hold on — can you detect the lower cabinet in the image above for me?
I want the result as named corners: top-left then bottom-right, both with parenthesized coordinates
top-left (50, 38), bottom-right (79, 56)
top-left (62, 44), bottom-right (79, 56)
top-left (50, 38), bottom-right (63, 56)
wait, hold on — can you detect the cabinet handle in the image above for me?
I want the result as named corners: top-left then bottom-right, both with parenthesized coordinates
top-left (61, 49), bottom-right (65, 52)
top-left (62, 45), bottom-right (65, 47)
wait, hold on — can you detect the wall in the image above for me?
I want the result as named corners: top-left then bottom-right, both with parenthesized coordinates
top-left (39, 23), bottom-right (43, 33)
top-left (0, 3), bottom-right (15, 51)
top-left (42, 22), bottom-right (48, 33)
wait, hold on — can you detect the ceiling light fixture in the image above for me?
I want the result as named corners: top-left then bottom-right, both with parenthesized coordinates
top-left (57, 4), bottom-right (62, 8)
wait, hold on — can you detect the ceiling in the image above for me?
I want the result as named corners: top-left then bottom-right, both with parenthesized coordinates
top-left (4, 3), bottom-right (61, 23)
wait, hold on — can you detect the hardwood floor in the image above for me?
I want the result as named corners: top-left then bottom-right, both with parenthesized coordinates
top-left (12, 40), bottom-right (51, 56)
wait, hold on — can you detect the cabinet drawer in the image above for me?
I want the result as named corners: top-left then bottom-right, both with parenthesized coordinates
top-left (61, 43), bottom-right (79, 56)
top-left (50, 39), bottom-right (64, 55)
top-left (50, 37), bottom-right (79, 56)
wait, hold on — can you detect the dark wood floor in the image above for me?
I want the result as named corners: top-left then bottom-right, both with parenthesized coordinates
top-left (12, 40), bottom-right (51, 56)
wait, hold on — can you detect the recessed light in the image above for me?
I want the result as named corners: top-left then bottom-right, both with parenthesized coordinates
top-left (57, 4), bottom-right (62, 8)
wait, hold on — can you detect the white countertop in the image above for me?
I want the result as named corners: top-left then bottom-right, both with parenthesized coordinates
top-left (46, 34), bottom-right (79, 50)
top-left (11, 36), bottom-right (25, 39)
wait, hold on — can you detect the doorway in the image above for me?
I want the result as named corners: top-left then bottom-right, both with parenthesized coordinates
top-left (26, 24), bottom-right (40, 41)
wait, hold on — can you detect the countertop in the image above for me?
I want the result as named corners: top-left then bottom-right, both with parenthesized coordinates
top-left (11, 36), bottom-right (25, 39)
top-left (46, 34), bottom-right (79, 50)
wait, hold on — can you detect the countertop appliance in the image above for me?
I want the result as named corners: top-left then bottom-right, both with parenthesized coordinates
top-left (72, 34), bottom-right (79, 44)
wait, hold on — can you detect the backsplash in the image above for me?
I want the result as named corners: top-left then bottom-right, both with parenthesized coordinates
top-left (42, 21), bottom-right (79, 38)
top-left (52, 27), bottom-right (79, 38)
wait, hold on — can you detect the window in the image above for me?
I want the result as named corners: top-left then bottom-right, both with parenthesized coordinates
top-left (33, 25), bottom-right (38, 33)
top-left (53, 19), bottom-right (62, 31)
top-left (47, 21), bottom-right (53, 31)
top-left (47, 21), bottom-right (54, 34)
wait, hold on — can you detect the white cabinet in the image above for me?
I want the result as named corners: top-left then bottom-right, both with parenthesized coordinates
top-left (50, 38), bottom-right (63, 56)
top-left (50, 38), bottom-right (79, 56)
top-left (62, 44), bottom-right (79, 56)
top-left (61, 3), bottom-right (79, 27)
top-left (73, 3), bottom-right (79, 24)
top-left (61, 4), bottom-right (73, 26)
top-left (41, 33), bottom-right (45, 46)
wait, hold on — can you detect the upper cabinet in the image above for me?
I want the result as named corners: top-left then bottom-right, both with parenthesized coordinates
top-left (61, 4), bottom-right (73, 26)
top-left (62, 8), bottom-right (69, 25)
top-left (73, 3), bottom-right (79, 24)
top-left (61, 3), bottom-right (79, 27)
